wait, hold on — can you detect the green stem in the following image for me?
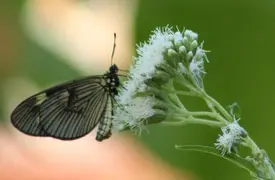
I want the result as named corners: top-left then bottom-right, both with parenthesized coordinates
top-left (184, 111), bottom-right (217, 117)
top-left (244, 136), bottom-right (275, 179)
top-left (167, 90), bottom-right (197, 96)
top-left (201, 90), bottom-right (233, 122)
top-left (170, 73), bottom-right (275, 179)
top-left (174, 76), bottom-right (196, 91)
top-left (162, 117), bottom-right (225, 128)
top-left (205, 97), bottom-right (218, 113)
top-left (245, 136), bottom-right (261, 155)
top-left (168, 80), bottom-right (186, 110)
top-left (170, 93), bottom-right (185, 109)
top-left (174, 105), bottom-right (228, 123)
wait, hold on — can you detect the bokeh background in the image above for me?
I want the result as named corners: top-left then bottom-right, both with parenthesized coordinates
top-left (1, 0), bottom-right (275, 180)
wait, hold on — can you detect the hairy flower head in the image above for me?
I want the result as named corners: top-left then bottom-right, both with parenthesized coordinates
top-left (215, 120), bottom-right (247, 155)
top-left (112, 26), bottom-right (208, 132)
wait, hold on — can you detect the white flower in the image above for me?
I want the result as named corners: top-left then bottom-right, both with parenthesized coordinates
top-left (113, 26), bottom-right (207, 131)
top-left (215, 132), bottom-right (236, 155)
top-left (116, 26), bottom-right (174, 105)
top-left (190, 45), bottom-right (208, 74)
top-left (188, 44), bottom-right (209, 87)
top-left (112, 97), bottom-right (155, 132)
top-left (194, 44), bottom-right (209, 62)
top-left (184, 29), bottom-right (198, 40)
top-left (113, 26), bottom-right (176, 131)
top-left (215, 120), bottom-right (246, 155)
top-left (189, 58), bottom-right (205, 76)
top-left (173, 31), bottom-right (184, 44)
top-left (222, 120), bottom-right (246, 137)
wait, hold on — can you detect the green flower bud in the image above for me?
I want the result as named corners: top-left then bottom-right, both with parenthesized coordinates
top-left (187, 51), bottom-right (194, 62)
top-left (179, 46), bottom-right (187, 56)
top-left (182, 37), bottom-right (189, 47)
top-left (174, 40), bottom-right (183, 49)
top-left (190, 40), bottom-right (198, 51)
top-left (168, 49), bottom-right (179, 58)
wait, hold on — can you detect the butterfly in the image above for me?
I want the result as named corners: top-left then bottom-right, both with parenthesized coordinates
top-left (10, 33), bottom-right (122, 141)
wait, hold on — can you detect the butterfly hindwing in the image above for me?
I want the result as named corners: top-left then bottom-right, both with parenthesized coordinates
top-left (11, 76), bottom-right (109, 140)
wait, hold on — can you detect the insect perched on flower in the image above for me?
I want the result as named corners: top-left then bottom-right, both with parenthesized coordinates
top-left (11, 34), bottom-right (121, 141)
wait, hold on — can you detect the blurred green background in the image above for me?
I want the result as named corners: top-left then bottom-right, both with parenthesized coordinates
top-left (1, 0), bottom-right (275, 180)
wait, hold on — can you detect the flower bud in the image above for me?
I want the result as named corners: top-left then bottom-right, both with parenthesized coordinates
top-left (187, 51), bottom-right (194, 62)
top-left (182, 37), bottom-right (189, 47)
top-left (190, 40), bottom-right (198, 51)
top-left (184, 30), bottom-right (198, 40)
top-left (168, 49), bottom-right (179, 58)
top-left (179, 46), bottom-right (187, 56)
top-left (174, 40), bottom-right (183, 48)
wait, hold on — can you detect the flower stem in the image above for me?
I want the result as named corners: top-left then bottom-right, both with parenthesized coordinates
top-left (201, 90), bottom-right (233, 122)
top-left (244, 136), bottom-right (275, 179)
top-left (168, 90), bottom-right (196, 96)
top-left (162, 117), bottom-right (225, 128)
top-left (182, 110), bottom-right (228, 123)
top-left (170, 84), bottom-right (275, 179)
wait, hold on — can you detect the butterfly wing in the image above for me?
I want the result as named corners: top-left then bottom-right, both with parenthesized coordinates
top-left (11, 76), bottom-right (109, 140)
top-left (95, 97), bottom-right (114, 141)
top-left (11, 93), bottom-right (50, 137)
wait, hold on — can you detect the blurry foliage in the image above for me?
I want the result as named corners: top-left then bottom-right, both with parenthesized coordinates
top-left (0, 0), bottom-right (81, 122)
top-left (1, 0), bottom-right (275, 180)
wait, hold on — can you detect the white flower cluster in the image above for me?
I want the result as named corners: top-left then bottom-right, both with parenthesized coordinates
top-left (215, 120), bottom-right (247, 155)
top-left (112, 27), bottom-right (174, 132)
top-left (112, 26), bottom-right (208, 132)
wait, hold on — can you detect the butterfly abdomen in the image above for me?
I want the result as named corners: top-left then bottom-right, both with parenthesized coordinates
top-left (95, 119), bottom-right (112, 141)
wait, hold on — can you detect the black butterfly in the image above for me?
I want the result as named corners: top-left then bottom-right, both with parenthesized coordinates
top-left (11, 34), bottom-right (121, 141)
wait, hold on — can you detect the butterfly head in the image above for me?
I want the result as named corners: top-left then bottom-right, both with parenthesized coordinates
top-left (109, 64), bottom-right (119, 74)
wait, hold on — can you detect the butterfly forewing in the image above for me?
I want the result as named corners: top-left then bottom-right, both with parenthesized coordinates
top-left (11, 76), bottom-right (109, 140)
top-left (11, 93), bottom-right (49, 136)
top-left (39, 84), bottom-right (108, 140)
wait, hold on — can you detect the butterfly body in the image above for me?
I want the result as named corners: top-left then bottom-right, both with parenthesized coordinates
top-left (11, 64), bottom-right (120, 141)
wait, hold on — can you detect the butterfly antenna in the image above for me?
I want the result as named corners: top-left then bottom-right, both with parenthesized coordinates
top-left (111, 33), bottom-right (116, 65)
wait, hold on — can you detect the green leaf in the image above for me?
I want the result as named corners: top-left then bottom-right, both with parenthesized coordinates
top-left (175, 145), bottom-right (258, 178)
